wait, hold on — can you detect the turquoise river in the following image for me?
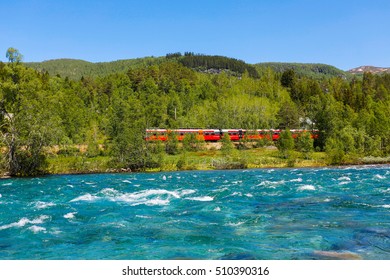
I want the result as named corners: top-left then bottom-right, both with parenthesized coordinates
top-left (0, 166), bottom-right (389, 259)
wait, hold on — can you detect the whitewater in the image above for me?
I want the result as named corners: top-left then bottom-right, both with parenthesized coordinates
top-left (0, 166), bottom-right (389, 259)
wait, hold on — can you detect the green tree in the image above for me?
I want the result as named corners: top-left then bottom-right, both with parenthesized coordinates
top-left (325, 136), bottom-right (345, 165)
top-left (325, 126), bottom-right (361, 164)
top-left (182, 132), bottom-right (205, 152)
top-left (6, 47), bottom-right (23, 63)
top-left (0, 62), bottom-right (62, 176)
top-left (276, 129), bottom-right (294, 158)
top-left (295, 131), bottom-right (314, 159)
top-left (220, 133), bottom-right (234, 157)
top-left (108, 93), bottom-right (156, 170)
top-left (281, 69), bottom-right (296, 88)
top-left (277, 100), bottom-right (299, 129)
top-left (165, 130), bottom-right (179, 155)
top-left (86, 122), bottom-right (100, 157)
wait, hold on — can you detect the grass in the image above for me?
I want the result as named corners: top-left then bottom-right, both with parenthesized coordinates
top-left (1, 146), bottom-right (379, 177)
top-left (47, 155), bottom-right (111, 174)
top-left (45, 148), bottom-right (328, 175)
top-left (147, 148), bottom-right (327, 172)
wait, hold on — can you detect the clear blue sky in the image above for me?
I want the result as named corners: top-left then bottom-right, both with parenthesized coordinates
top-left (1, 0), bottom-right (389, 70)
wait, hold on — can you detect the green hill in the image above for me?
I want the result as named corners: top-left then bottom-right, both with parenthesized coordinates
top-left (24, 54), bottom-right (260, 80)
top-left (255, 62), bottom-right (351, 80)
top-left (177, 54), bottom-right (259, 78)
top-left (24, 55), bottom-right (351, 81)
top-left (25, 57), bottom-right (166, 80)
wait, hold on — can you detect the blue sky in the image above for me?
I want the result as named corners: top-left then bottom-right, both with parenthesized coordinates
top-left (1, 0), bottom-right (389, 70)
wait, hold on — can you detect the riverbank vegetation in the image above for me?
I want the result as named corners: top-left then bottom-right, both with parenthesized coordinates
top-left (2, 48), bottom-right (390, 176)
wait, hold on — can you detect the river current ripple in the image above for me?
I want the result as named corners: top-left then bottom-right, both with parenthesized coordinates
top-left (0, 166), bottom-right (389, 259)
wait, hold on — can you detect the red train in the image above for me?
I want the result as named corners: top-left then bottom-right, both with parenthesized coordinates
top-left (145, 128), bottom-right (319, 142)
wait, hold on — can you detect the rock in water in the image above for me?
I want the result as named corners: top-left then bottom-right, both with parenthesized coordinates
top-left (313, 250), bottom-right (362, 260)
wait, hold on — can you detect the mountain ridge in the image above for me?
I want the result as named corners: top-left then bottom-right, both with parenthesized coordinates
top-left (22, 56), bottom-right (388, 80)
top-left (347, 66), bottom-right (390, 74)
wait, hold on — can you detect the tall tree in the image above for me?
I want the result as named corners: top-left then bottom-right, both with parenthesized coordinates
top-left (6, 47), bottom-right (23, 63)
top-left (276, 129), bottom-right (294, 158)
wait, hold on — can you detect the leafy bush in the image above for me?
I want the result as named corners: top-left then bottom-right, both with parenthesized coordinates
top-left (57, 146), bottom-right (80, 156)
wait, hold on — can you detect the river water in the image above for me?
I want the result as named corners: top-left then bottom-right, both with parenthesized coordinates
top-left (0, 166), bottom-right (389, 259)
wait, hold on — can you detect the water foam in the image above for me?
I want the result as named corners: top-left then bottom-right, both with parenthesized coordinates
top-left (338, 181), bottom-right (350, 185)
top-left (290, 178), bottom-right (303, 182)
top-left (28, 225), bottom-right (46, 233)
top-left (64, 212), bottom-right (77, 219)
top-left (226, 221), bottom-right (245, 227)
top-left (186, 196), bottom-right (214, 202)
top-left (34, 201), bottom-right (56, 209)
top-left (180, 189), bottom-right (196, 196)
top-left (70, 193), bottom-right (99, 202)
top-left (136, 215), bottom-right (152, 219)
top-left (297, 185), bottom-right (316, 191)
top-left (98, 188), bottom-right (188, 206)
top-left (132, 198), bottom-right (170, 206)
top-left (374, 174), bottom-right (386, 179)
top-left (338, 176), bottom-right (351, 181)
top-left (0, 215), bottom-right (50, 231)
top-left (258, 180), bottom-right (284, 188)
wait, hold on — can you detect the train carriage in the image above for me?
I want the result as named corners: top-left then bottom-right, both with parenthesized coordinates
top-left (145, 128), bottom-right (319, 142)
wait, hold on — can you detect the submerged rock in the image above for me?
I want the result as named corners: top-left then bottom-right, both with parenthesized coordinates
top-left (220, 252), bottom-right (257, 260)
top-left (313, 250), bottom-right (362, 260)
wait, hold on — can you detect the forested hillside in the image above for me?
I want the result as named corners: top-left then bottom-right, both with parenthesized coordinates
top-left (2, 48), bottom-right (390, 176)
top-left (25, 57), bottom-right (166, 80)
top-left (175, 53), bottom-right (259, 78)
top-left (256, 62), bottom-right (351, 80)
top-left (25, 55), bottom-right (349, 81)
top-left (25, 53), bottom-right (260, 80)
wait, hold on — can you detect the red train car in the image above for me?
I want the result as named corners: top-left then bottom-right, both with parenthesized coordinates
top-left (145, 128), bottom-right (319, 142)
top-left (202, 129), bottom-right (221, 141)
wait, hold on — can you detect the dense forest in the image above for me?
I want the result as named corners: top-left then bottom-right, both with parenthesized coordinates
top-left (25, 54), bottom-right (347, 81)
top-left (255, 62), bottom-right (352, 80)
top-left (25, 57), bottom-right (167, 80)
top-left (1, 48), bottom-right (390, 176)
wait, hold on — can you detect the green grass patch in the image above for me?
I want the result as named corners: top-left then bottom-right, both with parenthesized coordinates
top-left (47, 155), bottom-right (111, 174)
top-left (44, 148), bottom-right (328, 175)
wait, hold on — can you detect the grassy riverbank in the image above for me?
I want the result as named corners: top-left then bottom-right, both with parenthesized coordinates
top-left (3, 145), bottom-right (390, 177)
top-left (43, 147), bottom-right (328, 175)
